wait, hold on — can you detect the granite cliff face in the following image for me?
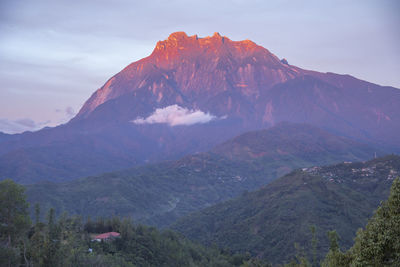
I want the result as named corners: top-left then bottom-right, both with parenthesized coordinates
top-left (76, 32), bottom-right (303, 121)
top-left (1, 32), bottom-right (399, 183)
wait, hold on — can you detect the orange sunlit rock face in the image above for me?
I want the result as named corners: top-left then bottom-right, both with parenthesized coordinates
top-left (77, 32), bottom-right (302, 118)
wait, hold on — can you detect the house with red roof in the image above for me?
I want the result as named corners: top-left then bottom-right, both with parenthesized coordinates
top-left (92, 232), bottom-right (121, 242)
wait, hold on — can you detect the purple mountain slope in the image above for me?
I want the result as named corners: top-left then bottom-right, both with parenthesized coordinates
top-left (1, 32), bottom-right (399, 183)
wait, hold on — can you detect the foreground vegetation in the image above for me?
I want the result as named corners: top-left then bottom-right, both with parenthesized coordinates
top-left (0, 180), bottom-right (253, 267)
top-left (322, 176), bottom-right (400, 266)
top-left (1, 165), bottom-right (399, 266)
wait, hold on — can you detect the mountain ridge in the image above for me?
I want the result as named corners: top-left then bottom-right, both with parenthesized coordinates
top-left (1, 32), bottom-right (399, 184)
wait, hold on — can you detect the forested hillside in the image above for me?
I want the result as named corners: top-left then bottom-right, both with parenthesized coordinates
top-left (172, 155), bottom-right (400, 264)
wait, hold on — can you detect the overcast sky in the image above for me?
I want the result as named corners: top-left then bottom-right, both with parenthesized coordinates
top-left (0, 0), bottom-right (399, 133)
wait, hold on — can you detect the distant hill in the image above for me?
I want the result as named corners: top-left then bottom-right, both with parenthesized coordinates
top-left (26, 123), bottom-right (378, 227)
top-left (171, 155), bottom-right (400, 264)
top-left (212, 122), bottom-right (378, 163)
top-left (1, 32), bottom-right (400, 184)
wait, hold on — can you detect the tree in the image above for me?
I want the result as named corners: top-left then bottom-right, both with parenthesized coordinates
top-left (0, 179), bottom-right (31, 266)
top-left (321, 178), bottom-right (400, 266)
top-left (34, 203), bottom-right (40, 226)
top-left (321, 231), bottom-right (351, 267)
top-left (350, 177), bottom-right (400, 266)
top-left (310, 225), bottom-right (318, 267)
top-left (43, 208), bottom-right (62, 267)
top-left (285, 243), bottom-right (311, 267)
top-left (327, 231), bottom-right (339, 253)
top-left (0, 179), bottom-right (30, 246)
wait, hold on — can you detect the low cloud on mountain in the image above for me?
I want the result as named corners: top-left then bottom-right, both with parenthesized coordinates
top-left (132, 105), bottom-right (223, 126)
top-left (0, 118), bottom-right (51, 134)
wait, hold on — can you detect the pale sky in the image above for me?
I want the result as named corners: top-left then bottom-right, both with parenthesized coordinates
top-left (0, 0), bottom-right (399, 133)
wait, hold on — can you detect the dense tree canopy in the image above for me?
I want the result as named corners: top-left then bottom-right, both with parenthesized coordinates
top-left (0, 179), bottom-right (30, 245)
top-left (349, 177), bottom-right (400, 266)
top-left (1, 175), bottom-right (399, 266)
top-left (0, 180), bottom-right (254, 266)
top-left (0, 179), bottom-right (31, 266)
top-left (322, 177), bottom-right (400, 267)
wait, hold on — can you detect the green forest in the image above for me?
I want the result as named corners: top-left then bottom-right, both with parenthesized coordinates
top-left (172, 156), bottom-right (400, 264)
top-left (1, 178), bottom-right (399, 266)
top-left (0, 180), bottom-right (252, 267)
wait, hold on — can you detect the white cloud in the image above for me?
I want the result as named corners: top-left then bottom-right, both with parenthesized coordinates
top-left (132, 105), bottom-right (223, 126)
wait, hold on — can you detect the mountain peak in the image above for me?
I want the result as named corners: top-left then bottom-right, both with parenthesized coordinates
top-left (155, 31), bottom-right (196, 51)
top-left (167, 31), bottom-right (223, 40)
top-left (76, 32), bottom-right (302, 119)
top-left (152, 32), bottom-right (266, 58)
top-left (156, 31), bottom-right (225, 49)
top-left (167, 31), bottom-right (190, 41)
top-left (212, 32), bottom-right (222, 38)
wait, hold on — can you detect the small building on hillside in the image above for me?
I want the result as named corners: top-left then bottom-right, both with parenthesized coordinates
top-left (92, 232), bottom-right (121, 242)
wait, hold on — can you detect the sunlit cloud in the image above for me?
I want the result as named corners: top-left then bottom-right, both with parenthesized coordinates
top-left (132, 105), bottom-right (224, 126)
